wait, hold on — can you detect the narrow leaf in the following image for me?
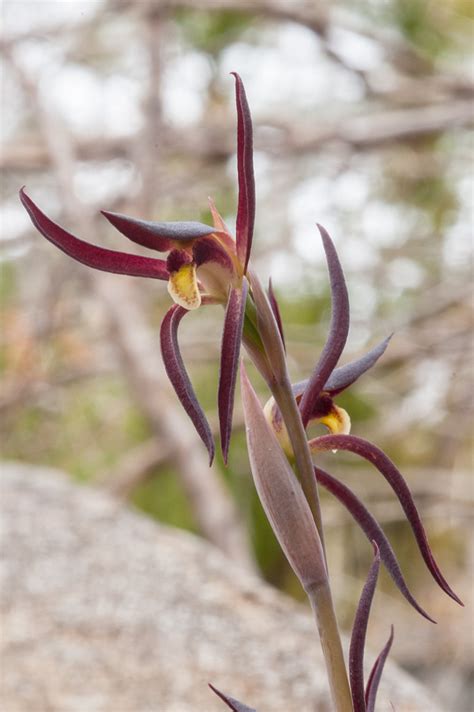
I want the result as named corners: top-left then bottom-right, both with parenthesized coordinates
top-left (299, 225), bottom-right (350, 427)
top-left (315, 466), bottom-right (434, 622)
top-left (365, 626), bottom-right (395, 712)
top-left (219, 280), bottom-right (248, 462)
top-left (102, 210), bottom-right (219, 253)
top-left (20, 188), bottom-right (169, 280)
top-left (310, 434), bottom-right (463, 606)
top-left (349, 542), bottom-right (381, 712)
top-left (160, 304), bottom-right (214, 463)
top-left (209, 684), bottom-right (256, 712)
top-left (232, 73), bottom-right (255, 272)
top-left (268, 278), bottom-right (286, 351)
top-left (241, 364), bottom-right (326, 591)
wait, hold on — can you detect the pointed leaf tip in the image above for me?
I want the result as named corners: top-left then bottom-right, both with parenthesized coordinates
top-left (349, 542), bottom-right (381, 712)
top-left (232, 72), bottom-right (255, 273)
top-left (218, 281), bottom-right (248, 463)
top-left (299, 225), bottom-right (349, 428)
top-left (19, 188), bottom-right (169, 280)
top-left (209, 683), bottom-right (256, 712)
top-left (365, 626), bottom-right (395, 712)
top-left (160, 304), bottom-right (214, 463)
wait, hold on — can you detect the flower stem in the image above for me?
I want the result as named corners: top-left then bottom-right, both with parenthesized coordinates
top-left (306, 580), bottom-right (354, 712)
top-left (271, 377), bottom-right (326, 553)
top-left (243, 276), bottom-right (352, 711)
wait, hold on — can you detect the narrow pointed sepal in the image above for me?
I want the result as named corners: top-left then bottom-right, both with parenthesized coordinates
top-left (240, 364), bottom-right (326, 591)
top-left (160, 304), bottom-right (214, 463)
top-left (365, 626), bottom-right (395, 712)
top-left (310, 434), bottom-right (463, 606)
top-left (349, 542), bottom-right (381, 712)
top-left (292, 335), bottom-right (392, 407)
top-left (218, 280), bottom-right (248, 462)
top-left (299, 225), bottom-right (350, 428)
top-left (232, 73), bottom-right (255, 273)
top-left (315, 466), bottom-right (434, 622)
top-left (102, 210), bottom-right (217, 252)
top-left (20, 188), bottom-right (169, 280)
top-left (209, 684), bottom-right (256, 712)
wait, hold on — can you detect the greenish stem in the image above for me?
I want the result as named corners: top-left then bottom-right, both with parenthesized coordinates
top-left (242, 277), bottom-right (352, 711)
top-left (270, 376), bottom-right (326, 554)
top-left (307, 581), bottom-right (354, 712)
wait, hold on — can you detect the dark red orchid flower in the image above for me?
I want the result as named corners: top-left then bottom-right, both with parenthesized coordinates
top-left (19, 73), bottom-right (255, 464)
top-left (264, 227), bottom-right (461, 613)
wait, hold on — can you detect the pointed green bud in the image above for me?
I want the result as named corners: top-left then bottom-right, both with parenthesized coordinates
top-left (240, 363), bottom-right (327, 592)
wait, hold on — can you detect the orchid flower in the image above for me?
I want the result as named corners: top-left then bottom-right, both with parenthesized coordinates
top-left (19, 73), bottom-right (255, 464)
top-left (262, 225), bottom-right (462, 614)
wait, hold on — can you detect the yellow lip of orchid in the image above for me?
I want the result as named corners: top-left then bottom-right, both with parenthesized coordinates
top-left (264, 394), bottom-right (351, 460)
top-left (167, 261), bottom-right (201, 310)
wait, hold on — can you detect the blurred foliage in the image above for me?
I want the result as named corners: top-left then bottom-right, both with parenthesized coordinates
top-left (176, 9), bottom-right (254, 55)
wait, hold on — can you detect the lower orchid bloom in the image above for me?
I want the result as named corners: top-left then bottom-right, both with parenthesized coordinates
top-left (261, 224), bottom-right (462, 616)
top-left (19, 73), bottom-right (255, 464)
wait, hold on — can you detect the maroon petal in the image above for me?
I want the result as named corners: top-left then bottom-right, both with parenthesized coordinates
top-left (315, 466), bottom-right (434, 622)
top-left (193, 236), bottom-right (235, 273)
top-left (325, 335), bottom-right (392, 395)
top-left (102, 209), bottom-right (218, 253)
top-left (209, 684), bottom-right (256, 712)
top-left (310, 434), bottom-right (463, 606)
top-left (232, 73), bottom-right (255, 273)
top-left (268, 278), bottom-right (286, 351)
top-left (299, 225), bottom-right (350, 428)
top-left (349, 542), bottom-right (381, 712)
top-left (365, 626), bottom-right (395, 712)
top-left (20, 188), bottom-right (169, 280)
top-left (218, 280), bottom-right (248, 462)
top-left (292, 335), bottom-right (392, 407)
top-left (160, 304), bottom-right (214, 463)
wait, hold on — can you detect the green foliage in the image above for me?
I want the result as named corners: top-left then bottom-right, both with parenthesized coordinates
top-left (133, 467), bottom-right (198, 532)
top-left (175, 9), bottom-right (254, 55)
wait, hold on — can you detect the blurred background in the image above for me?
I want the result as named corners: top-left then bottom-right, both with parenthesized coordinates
top-left (1, 0), bottom-right (473, 708)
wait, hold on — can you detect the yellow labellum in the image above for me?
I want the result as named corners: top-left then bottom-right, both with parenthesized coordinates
top-left (319, 405), bottom-right (351, 435)
top-left (167, 263), bottom-right (201, 310)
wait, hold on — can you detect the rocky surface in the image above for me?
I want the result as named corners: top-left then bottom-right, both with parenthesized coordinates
top-left (0, 461), bottom-right (444, 711)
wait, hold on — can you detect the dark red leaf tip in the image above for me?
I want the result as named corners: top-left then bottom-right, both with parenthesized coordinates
top-left (209, 683), bottom-right (257, 712)
top-left (232, 72), bottom-right (255, 273)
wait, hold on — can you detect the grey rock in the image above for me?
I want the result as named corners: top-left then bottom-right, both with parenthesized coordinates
top-left (0, 461), bottom-right (443, 711)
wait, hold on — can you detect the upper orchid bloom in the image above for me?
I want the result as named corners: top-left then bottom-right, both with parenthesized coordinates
top-left (19, 73), bottom-right (255, 464)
